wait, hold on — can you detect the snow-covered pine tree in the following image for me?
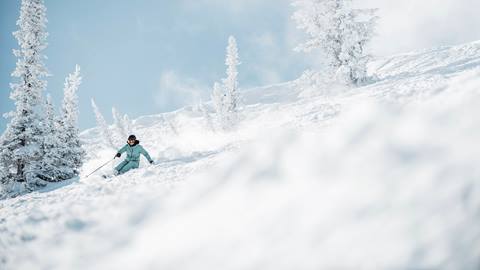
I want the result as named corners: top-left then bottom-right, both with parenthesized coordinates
top-left (38, 94), bottom-right (65, 182)
top-left (212, 82), bottom-right (225, 116)
top-left (59, 65), bottom-right (85, 174)
top-left (0, 133), bottom-right (9, 187)
top-left (0, 0), bottom-right (49, 185)
top-left (211, 81), bottom-right (229, 129)
top-left (0, 158), bottom-right (9, 198)
top-left (0, 159), bottom-right (7, 186)
top-left (223, 36), bottom-right (241, 113)
top-left (91, 99), bottom-right (115, 148)
top-left (291, 0), bottom-right (378, 84)
top-left (112, 107), bottom-right (128, 142)
top-left (195, 101), bottom-right (215, 132)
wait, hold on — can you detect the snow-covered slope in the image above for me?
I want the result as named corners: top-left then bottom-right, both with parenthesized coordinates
top-left (2, 41), bottom-right (480, 270)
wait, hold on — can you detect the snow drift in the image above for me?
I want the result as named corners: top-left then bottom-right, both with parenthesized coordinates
top-left (96, 68), bottom-right (480, 270)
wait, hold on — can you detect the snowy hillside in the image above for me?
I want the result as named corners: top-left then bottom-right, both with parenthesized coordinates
top-left (2, 40), bottom-right (480, 269)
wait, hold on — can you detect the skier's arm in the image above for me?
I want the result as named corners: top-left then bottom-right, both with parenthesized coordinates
top-left (140, 146), bottom-right (154, 163)
top-left (116, 145), bottom-right (128, 157)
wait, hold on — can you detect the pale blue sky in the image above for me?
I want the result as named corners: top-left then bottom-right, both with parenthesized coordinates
top-left (1, 0), bottom-right (479, 132)
top-left (0, 0), bottom-right (309, 132)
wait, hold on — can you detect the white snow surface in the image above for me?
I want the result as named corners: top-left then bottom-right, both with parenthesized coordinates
top-left (2, 41), bottom-right (480, 269)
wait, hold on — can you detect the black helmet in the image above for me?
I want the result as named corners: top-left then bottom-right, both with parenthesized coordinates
top-left (128, 135), bottom-right (136, 141)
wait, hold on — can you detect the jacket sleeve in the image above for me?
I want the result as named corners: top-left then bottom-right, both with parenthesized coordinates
top-left (140, 146), bottom-right (153, 162)
top-left (118, 145), bottom-right (128, 154)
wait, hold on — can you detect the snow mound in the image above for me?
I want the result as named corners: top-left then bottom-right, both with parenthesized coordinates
top-left (96, 69), bottom-right (480, 270)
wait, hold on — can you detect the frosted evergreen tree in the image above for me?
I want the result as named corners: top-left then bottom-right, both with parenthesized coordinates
top-left (59, 65), bottom-right (85, 173)
top-left (212, 82), bottom-right (225, 115)
top-left (0, 0), bottom-right (49, 185)
top-left (112, 107), bottom-right (128, 141)
top-left (211, 82), bottom-right (228, 128)
top-left (0, 159), bottom-right (7, 186)
top-left (203, 105), bottom-right (216, 132)
top-left (292, 0), bottom-right (378, 84)
top-left (222, 36), bottom-right (241, 113)
top-left (211, 36), bottom-right (241, 130)
top-left (0, 159), bottom-right (9, 198)
top-left (38, 94), bottom-right (65, 181)
top-left (91, 99), bottom-right (115, 148)
top-left (0, 133), bottom-right (9, 186)
top-left (195, 101), bottom-right (215, 132)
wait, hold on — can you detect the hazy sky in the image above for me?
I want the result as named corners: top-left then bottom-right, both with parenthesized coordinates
top-left (1, 0), bottom-right (479, 132)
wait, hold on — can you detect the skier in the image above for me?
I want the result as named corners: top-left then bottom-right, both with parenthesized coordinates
top-left (114, 135), bottom-right (154, 175)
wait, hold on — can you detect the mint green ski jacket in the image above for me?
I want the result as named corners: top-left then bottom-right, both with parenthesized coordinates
top-left (117, 141), bottom-right (153, 163)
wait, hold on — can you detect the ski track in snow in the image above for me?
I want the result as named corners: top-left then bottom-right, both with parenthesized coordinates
top-left (2, 41), bottom-right (480, 269)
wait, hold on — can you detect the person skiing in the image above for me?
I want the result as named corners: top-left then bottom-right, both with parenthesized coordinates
top-left (114, 135), bottom-right (154, 175)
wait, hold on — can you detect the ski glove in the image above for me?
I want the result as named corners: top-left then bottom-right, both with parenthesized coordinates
top-left (115, 153), bottom-right (121, 158)
top-left (149, 160), bottom-right (154, 164)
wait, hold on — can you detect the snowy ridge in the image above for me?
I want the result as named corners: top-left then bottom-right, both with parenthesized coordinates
top-left (2, 40), bottom-right (480, 269)
top-left (372, 40), bottom-right (480, 78)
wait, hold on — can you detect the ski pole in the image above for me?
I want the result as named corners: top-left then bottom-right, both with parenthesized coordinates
top-left (85, 157), bottom-right (116, 178)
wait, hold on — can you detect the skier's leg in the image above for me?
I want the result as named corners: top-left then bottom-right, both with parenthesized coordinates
top-left (118, 161), bottom-right (140, 174)
top-left (118, 162), bottom-right (134, 174)
top-left (115, 161), bottom-right (129, 175)
top-left (132, 161), bottom-right (140, 169)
